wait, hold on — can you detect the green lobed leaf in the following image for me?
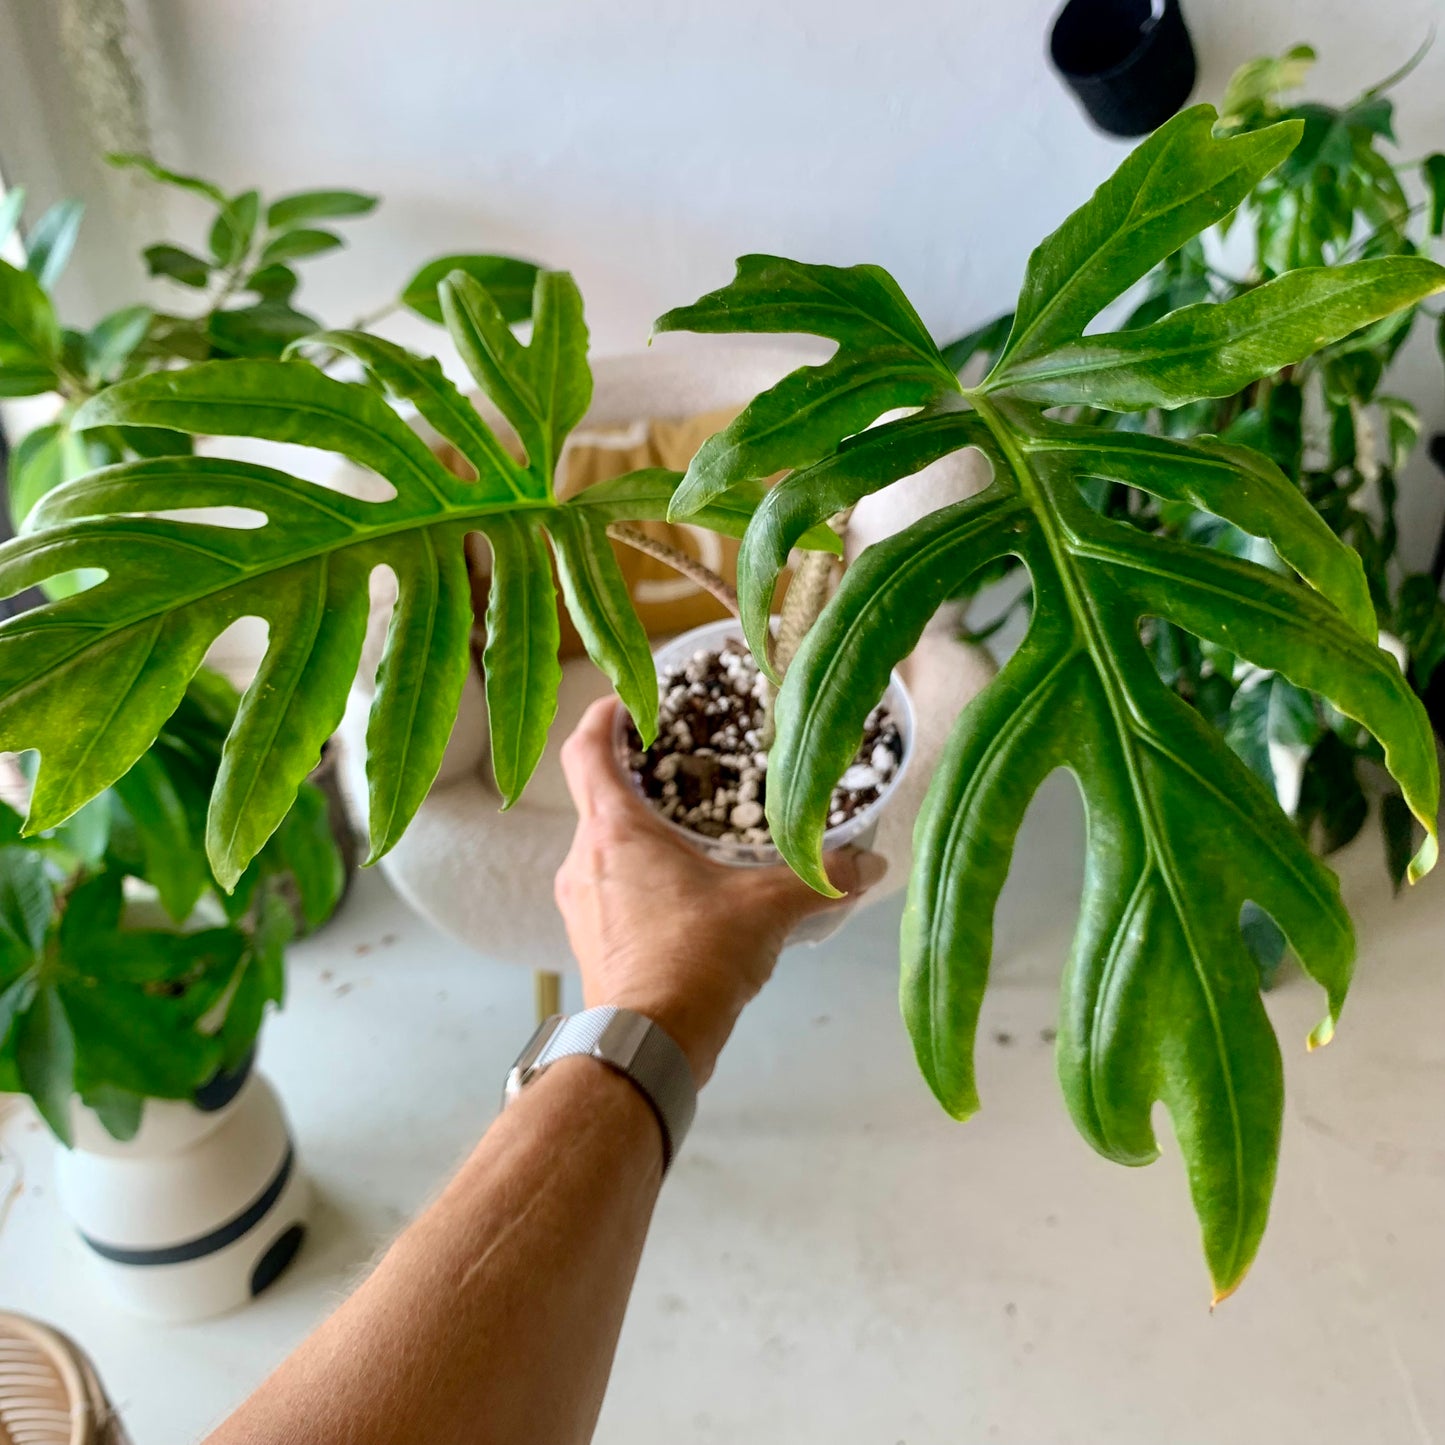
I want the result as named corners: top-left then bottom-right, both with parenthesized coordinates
top-left (402, 253), bottom-right (539, 325)
top-left (546, 508), bottom-right (658, 746)
top-left (989, 259), bottom-right (1445, 410)
top-left (293, 329), bottom-right (528, 500)
top-left (737, 409), bottom-right (993, 676)
top-left (993, 106), bottom-right (1303, 373)
top-left (361, 522), bottom-right (474, 862)
top-left (480, 515), bottom-right (563, 805)
top-left (655, 254), bottom-right (960, 518)
top-left (0, 281), bottom-right (716, 881)
top-left (768, 487), bottom-right (1032, 894)
top-left (441, 270), bottom-right (591, 491)
top-left (695, 207), bottom-right (1438, 1294)
top-left (1025, 422), bottom-right (1376, 637)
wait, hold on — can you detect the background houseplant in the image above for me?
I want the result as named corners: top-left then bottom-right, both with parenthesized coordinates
top-left (947, 43), bottom-right (1445, 935)
top-left (0, 152), bottom-right (540, 540)
top-left (0, 667), bottom-right (343, 1146)
top-left (0, 109), bottom-right (1436, 1302)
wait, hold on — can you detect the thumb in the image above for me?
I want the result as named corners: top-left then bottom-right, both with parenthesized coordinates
top-left (751, 848), bottom-right (889, 926)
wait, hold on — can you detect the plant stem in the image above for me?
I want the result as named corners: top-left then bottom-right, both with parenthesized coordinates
top-left (351, 299), bottom-right (401, 332)
top-left (605, 522), bottom-right (739, 618)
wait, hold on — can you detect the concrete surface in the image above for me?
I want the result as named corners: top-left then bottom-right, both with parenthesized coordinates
top-left (1, 773), bottom-right (1441, 1443)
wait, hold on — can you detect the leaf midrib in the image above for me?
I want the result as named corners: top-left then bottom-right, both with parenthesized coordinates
top-left (0, 496), bottom-right (552, 696)
top-left (990, 272), bottom-right (1391, 394)
top-left (925, 638), bottom-right (1078, 1091)
top-left (972, 392), bottom-right (1250, 1283)
top-left (694, 354), bottom-right (943, 491)
top-left (214, 556), bottom-right (331, 870)
top-left (1001, 137), bottom-right (1267, 369)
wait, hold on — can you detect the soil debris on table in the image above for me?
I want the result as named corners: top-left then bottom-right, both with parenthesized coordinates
top-left (623, 638), bottom-right (903, 845)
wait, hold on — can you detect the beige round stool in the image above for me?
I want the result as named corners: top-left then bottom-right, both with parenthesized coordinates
top-left (0, 1314), bottom-right (128, 1445)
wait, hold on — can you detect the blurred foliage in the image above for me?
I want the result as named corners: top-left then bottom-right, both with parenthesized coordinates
top-left (0, 669), bottom-right (344, 1145)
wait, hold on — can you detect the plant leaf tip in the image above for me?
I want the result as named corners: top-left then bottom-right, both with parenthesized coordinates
top-left (1209, 1268), bottom-right (1250, 1311)
top-left (1407, 830), bottom-right (1438, 885)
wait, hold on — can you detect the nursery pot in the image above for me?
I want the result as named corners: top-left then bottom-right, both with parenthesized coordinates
top-left (1049, 0), bottom-right (1196, 137)
top-left (615, 618), bottom-right (915, 942)
top-left (53, 1055), bottom-right (309, 1323)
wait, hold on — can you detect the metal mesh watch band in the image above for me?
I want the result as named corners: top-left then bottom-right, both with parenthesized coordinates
top-left (503, 1006), bottom-right (697, 1171)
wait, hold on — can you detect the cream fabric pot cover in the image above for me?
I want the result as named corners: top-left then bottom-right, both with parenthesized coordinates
top-left (334, 336), bottom-right (997, 971)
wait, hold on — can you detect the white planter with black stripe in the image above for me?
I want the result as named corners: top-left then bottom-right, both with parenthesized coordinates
top-left (54, 1057), bottom-right (308, 1322)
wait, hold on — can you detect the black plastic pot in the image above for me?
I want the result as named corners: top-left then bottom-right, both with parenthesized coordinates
top-left (1050, 0), bottom-right (1196, 138)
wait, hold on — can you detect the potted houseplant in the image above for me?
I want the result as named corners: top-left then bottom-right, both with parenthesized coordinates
top-left (0, 667), bottom-right (343, 1320)
top-left (0, 152), bottom-right (539, 536)
top-left (946, 42), bottom-right (1445, 960)
top-left (0, 105), bottom-right (1438, 1304)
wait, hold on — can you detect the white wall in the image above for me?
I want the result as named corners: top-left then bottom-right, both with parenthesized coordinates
top-left (4, 0), bottom-right (1445, 562)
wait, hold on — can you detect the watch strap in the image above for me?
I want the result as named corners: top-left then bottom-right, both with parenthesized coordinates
top-left (504, 1006), bottom-right (696, 1170)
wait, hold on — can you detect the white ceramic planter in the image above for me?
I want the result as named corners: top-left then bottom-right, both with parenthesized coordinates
top-left (616, 618), bottom-right (916, 941)
top-left (54, 1061), bottom-right (308, 1323)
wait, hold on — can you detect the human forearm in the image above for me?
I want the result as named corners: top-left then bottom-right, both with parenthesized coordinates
top-left (204, 1056), bottom-right (663, 1445)
top-left (203, 698), bottom-right (881, 1445)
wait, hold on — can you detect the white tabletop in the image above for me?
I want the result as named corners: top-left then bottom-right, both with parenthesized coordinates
top-left (2, 772), bottom-right (1442, 1444)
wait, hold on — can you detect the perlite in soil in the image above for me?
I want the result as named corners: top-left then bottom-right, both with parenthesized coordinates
top-left (624, 637), bottom-right (903, 846)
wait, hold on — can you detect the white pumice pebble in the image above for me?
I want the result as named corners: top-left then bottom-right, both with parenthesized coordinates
top-left (730, 800), bottom-right (765, 829)
top-left (626, 639), bottom-right (904, 849)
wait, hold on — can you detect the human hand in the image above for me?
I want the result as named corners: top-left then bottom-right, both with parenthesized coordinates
top-left (555, 698), bottom-right (887, 1085)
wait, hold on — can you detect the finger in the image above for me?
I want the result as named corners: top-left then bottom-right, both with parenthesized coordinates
top-left (559, 696), bottom-right (648, 820)
top-left (748, 848), bottom-right (888, 922)
top-left (560, 698), bottom-right (682, 848)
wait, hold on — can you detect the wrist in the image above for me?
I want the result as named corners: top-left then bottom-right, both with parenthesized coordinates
top-left (589, 986), bottom-right (738, 1087)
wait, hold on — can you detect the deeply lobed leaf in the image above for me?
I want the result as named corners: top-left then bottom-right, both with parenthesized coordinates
top-left (661, 107), bottom-right (1440, 1299)
top-left (0, 270), bottom-right (769, 884)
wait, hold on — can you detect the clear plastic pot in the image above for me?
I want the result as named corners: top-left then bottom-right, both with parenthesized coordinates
top-left (613, 618), bottom-right (915, 940)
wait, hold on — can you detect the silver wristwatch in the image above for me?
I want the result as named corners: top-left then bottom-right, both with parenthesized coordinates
top-left (503, 1006), bottom-right (697, 1171)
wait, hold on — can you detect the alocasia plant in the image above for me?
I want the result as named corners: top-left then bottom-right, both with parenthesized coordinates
top-left (655, 104), bottom-right (1442, 1298)
top-left (0, 105), bottom-right (1438, 1297)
